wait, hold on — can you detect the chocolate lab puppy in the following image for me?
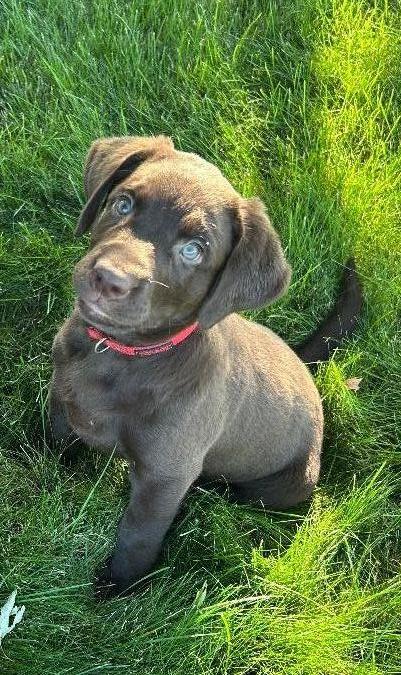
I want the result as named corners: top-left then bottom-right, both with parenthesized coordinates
top-left (49, 135), bottom-right (361, 595)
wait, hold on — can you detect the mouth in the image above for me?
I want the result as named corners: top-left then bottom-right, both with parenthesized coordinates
top-left (77, 297), bottom-right (193, 338)
top-left (78, 298), bottom-right (113, 325)
top-left (77, 297), bottom-right (137, 332)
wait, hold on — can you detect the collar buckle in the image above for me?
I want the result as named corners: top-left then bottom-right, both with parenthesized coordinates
top-left (94, 338), bottom-right (110, 353)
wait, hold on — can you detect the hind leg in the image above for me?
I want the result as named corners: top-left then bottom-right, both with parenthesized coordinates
top-left (230, 445), bottom-right (321, 509)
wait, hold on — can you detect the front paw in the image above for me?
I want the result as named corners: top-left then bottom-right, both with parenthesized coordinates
top-left (47, 406), bottom-right (73, 443)
top-left (46, 433), bottom-right (81, 467)
top-left (94, 556), bottom-right (141, 600)
top-left (94, 556), bottom-right (120, 600)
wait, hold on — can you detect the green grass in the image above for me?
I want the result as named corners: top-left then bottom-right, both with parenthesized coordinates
top-left (1, 0), bottom-right (400, 672)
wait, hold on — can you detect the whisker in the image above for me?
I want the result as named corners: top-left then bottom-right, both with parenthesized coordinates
top-left (148, 277), bottom-right (170, 289)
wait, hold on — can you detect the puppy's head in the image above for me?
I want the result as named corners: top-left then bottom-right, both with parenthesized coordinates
top-left (73, 135), bottom-right (291, 338)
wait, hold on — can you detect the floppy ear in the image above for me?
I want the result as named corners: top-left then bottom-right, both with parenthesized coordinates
top-left (198, 198), bottom-right (291, 328)
top-left (76, 135), bottom-right (174, 235)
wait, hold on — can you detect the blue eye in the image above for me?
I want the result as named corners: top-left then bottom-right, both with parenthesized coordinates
top-left (180, 241), bottom-right (203, 262)
top-left (114, 194), bottom-right (134, 216)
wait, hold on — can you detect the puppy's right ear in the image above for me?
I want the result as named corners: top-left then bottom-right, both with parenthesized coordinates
top-left (198, 198), bottom-right (291, 328)
top-left (76, 135), bottom-right (174, 235)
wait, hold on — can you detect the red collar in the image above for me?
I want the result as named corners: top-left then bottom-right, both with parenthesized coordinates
top-left (86, 322), bottom-right (199, 358)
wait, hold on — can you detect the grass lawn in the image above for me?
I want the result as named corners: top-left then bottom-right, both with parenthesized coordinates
top-left (1, 0), bottom-right (401, 672)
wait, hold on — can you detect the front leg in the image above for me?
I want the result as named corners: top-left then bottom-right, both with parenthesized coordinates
top-left (47, 376), bottom-right (81, 465)
top-left (96, 464), bottom-right (200, 597)
top-left (48, 379), bottom-right (72, 442)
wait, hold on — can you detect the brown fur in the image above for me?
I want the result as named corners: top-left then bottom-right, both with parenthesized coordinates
top-left (50, 135), bottom-right (325, 596)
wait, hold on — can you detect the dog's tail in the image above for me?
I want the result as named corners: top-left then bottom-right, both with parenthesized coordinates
top-left (295, 259), bottom-right (362, 366)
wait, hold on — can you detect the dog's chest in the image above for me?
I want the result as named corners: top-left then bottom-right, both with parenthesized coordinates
top-left (60, 351), bottom-right (156, 450)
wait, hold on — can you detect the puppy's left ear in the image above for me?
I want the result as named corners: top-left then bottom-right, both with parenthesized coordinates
top-left (198, 198), bottom-right (291, 329)
top-left (76, 135), bottom-right (174, 235)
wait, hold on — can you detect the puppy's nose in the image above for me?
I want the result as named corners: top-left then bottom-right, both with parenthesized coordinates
top-left (90, 264), bottom-right (132, 299)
